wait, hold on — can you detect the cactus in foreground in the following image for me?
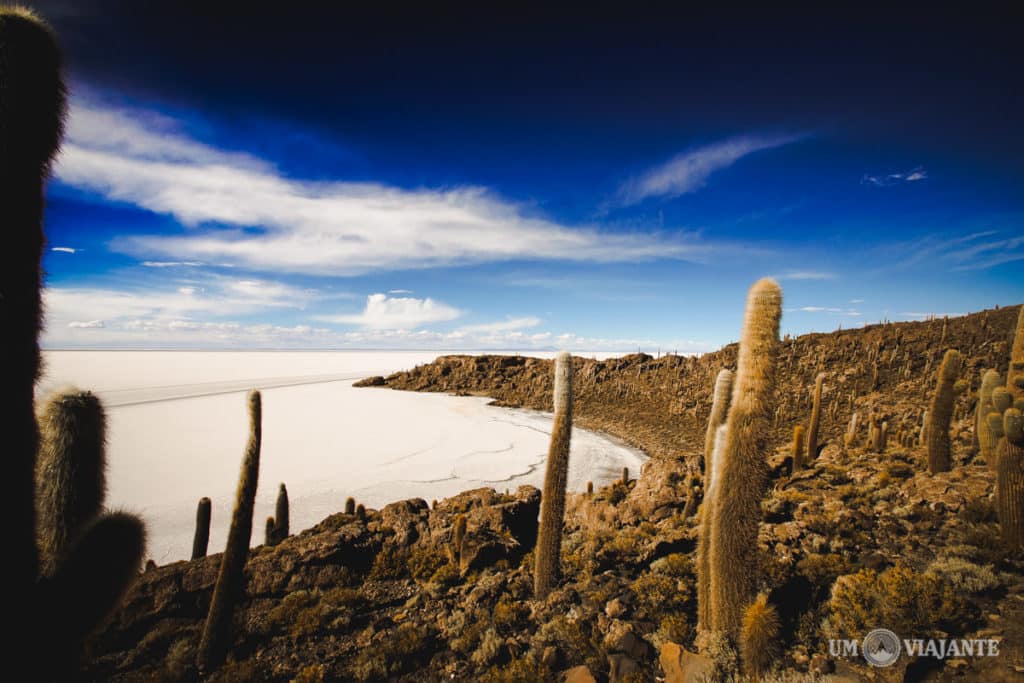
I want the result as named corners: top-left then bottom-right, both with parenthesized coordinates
top-left (1008, 307), bottom-right (1024, 402)
top-left (192, 497), bottom-right (212, 559)
top-left (806, 373), bottom-right (825, 460)
top-left (197, 390), bottom-right (262, 672)
top-left (997, 409), bottom-right (1024, 550)
top-left (704, 369), bottom-right (734, 467)
top-left (3, 10), bottom-right (146, 678)
top-left (740, 593), bottom-right (781, 678)
top-left (706, 278), bottom-right (782, 640)
top-left (274, 483), bottom-right (289, 541)
top-left (2, 4), bottom-right (68, 591)
top-left (977, 369), bottom-right (1001, 468)
top-left (791, 425), bottom-right (806, 472)
top-left (697, 423), bottom-right (728, 636)
top-left (927, 350), bottom-right (962, 473)
top-left (534, 351), bottom-right (573, 599)
top-left (35, 388), bottom-right (107, 576)
top-left (345, 497), bottom-right (356, 515)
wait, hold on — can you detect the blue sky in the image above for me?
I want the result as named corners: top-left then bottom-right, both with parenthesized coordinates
top-left (33, 3), bottom-right (1024, 350)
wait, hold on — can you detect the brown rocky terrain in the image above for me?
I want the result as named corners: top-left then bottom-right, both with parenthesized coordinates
top-left (85, 305), bottom-right (1024, 682)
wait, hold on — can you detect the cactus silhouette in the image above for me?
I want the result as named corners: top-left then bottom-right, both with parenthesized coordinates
top-left (1008, 307), bottom-right (1024, 402)
top-left (274, 483), bottom-right (289, 542)
top-left (534, 351), bottom-right (573, 599)
top-left (345, 497), bottom-right (356, 515)
top-left (197, 390), bottom-right (262, 672)
top-left (264, 516), bottom-right (276, 546)
top-left (192, 497), bottom-right (212, 560)
top-left (621, 466), bottom-right (629, 484)
top-left (977, 370), bottom-right (1001, 469)
top-left (355, 504), bottom-right (366, 520)
top-left (997, 408), bottom-right (1023, 550)
top-left (806, 373), bottom-right (825, 460)
top-left (927, 350), bottom-right (962, 473)
top-left (35, 388), bottom-right (107, 576)
top-left (705, 278), bottom-right (782, 640)
top-left (2, 10), bottom-right (146, 679)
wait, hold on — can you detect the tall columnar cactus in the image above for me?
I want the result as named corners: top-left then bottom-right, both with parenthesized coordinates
top-left (704, 369), bottom-right (734, 467)
top-left (791, 425), bottom-right (806, 472)
top-left (35, 388), bottom-right (107, 576)
top-left (927, 350), bottom-right (962, 473)
top-left (997, 409), bottom-right (1024, 550)
top-left (534, 351), bottom-right (573, 599)
top-left (806, 373), bottom-right (825, 460)
top-left (192, 497), bottom-right (212, 560)
top-left (1, 4), bottom-right (67, 591)
top-left (274, 483), bottom-right (289, 541)
top-left (697, 368), bottom-right (733, 635)
top-left (451, 513), bottom-right (467, 564)
top-left (197, 390), bottom-right (262, 672)
top-left (977, 370), bottom-right (1001, 469)
top-left (3, 10), bottom-right (146, 679)
top-left (705, 278), bottom-right (782, 640)
top-left (1008, 306), bottom-right (1024, 402)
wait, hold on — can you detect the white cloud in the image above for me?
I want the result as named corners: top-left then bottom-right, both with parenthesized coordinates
top-left (388, 289), bottom-right (413, 295)
top-left (51, 246), bottom-right (78, 254)
top-left (861, 166), bottom-right (927, 187)
top-left (141, 261), bottom-right (205, 268)
top-left (68, 320), bottom-right (104, 328)
top-left (316, 293), bottom-right (462, 329)
top-left (615, 133), bottom-right (806, 206)
top-left (54, 99), bottom-right (712, 277)
top-left (774, 270), bottom-right (835, 281)
top-left (793, 306), bottom-right (861, 316)
top-left (849, 298), bottom-right (864, 304)
top-left (456, 317), bottom-right (542, 334)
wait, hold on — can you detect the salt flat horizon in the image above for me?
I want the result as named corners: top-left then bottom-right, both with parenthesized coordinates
top-left (40, 350), bottom-right (647, 565)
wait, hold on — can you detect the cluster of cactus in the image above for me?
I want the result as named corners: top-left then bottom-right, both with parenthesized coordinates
top-left (265, 483), bottom-right (289, 546)
top-left (698, 279), bottom-right (783, 648)
top-left (534, 351), bottom-right (574, 599)
top-left (197, 391), bottom-right (262, 672)
top-left (2, 9), bottom-right (147, 679)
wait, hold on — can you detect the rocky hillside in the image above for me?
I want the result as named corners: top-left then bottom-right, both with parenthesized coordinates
top-left (85, 305), bottom-right (1024, 682)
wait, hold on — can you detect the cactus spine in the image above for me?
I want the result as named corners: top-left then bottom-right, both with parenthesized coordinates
top-left (977, 369), bottom-right (1000, 469)
top-left (1008, 307), bottom-right (1024, 402)
top-left (35, 388), bottom-right (107, 576)
top-left (806, 373), bottom-right (825, 460)
top-left (791, 425), bottom-right (806, 472)
top-left (534, 351), bottom-right (573, 599)
top-left (706, 278), bottom-right (782, 640)
top-left (697, 370), bottom-right (734, 635)
top-left (197, 391), bottom-right (262, 672)
top-left (192, 497), bottom-right (212, 560)
top-left (927, 350), bottom-right (962, 473)
top-left (997, 409), bottom-right (1024, 550)
top-left (2, 10), bottom-right (146, 678)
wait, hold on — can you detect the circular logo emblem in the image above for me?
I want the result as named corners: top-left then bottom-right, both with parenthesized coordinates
top-left (862, 629), bottom-right (901, 667)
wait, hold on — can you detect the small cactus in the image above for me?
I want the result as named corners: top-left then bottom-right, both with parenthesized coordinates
top-left (264, 516), bottom-right (276, 546)
top-left (740, 593), bottom-right (780, 679)
top-left (791, 425), bottom-right (806, 472)
top-left (345, 497), bottom-right (356, 515)
top-left (35, 388), bottom-right (107, 576)
top-left (451, 514), bottom-right (467, 564)
top-left (927, 350), bottom-right (962, 473)
top-left (586, 481), bottom-right (593, 496)
top-left (274, 483), bottom-right (289, 542)
top-left (844, 411), bottom-right (860, 449)
top-left (806, 373), bottom-right (825, 460)
top-left (197, 391), bottom-right (262, 673)
top-left (192, 497), bottom-right (212, 560)
top-left (355, 504), bottom-right (366, 520)
top-left (997, 409), bottom-right (1024, 550)
top-left (621, 466), bottom-right (629, 484)
top-left (534, 351), bottom-right (573, 599)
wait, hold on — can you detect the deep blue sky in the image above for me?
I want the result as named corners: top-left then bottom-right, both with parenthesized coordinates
top-left (29, 2), bottom-right (1024, 350)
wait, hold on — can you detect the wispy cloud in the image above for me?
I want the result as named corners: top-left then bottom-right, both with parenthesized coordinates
top-left (774, 270), bottom-right (835, 281)
top-left (614, 133), bottom-right (806, 206)
top-left (315, 293), bottom-right (462, 330)
top-left (141, 260), bottom-right (205, 268)
top-left (456, 317), bottom-right (542, 334)
top-left (861, 166), bottom-right (927, 187)
top-left (875, 229), bottom-right (1024, 272)
top-left (51, 247), bottom-right (78, 254)
top-left (790, 305), bottom-right (861, 316)
top-left (54, 99), bottom-right (717, 277)
top-left (68, 320), bottom-right (104, 328)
